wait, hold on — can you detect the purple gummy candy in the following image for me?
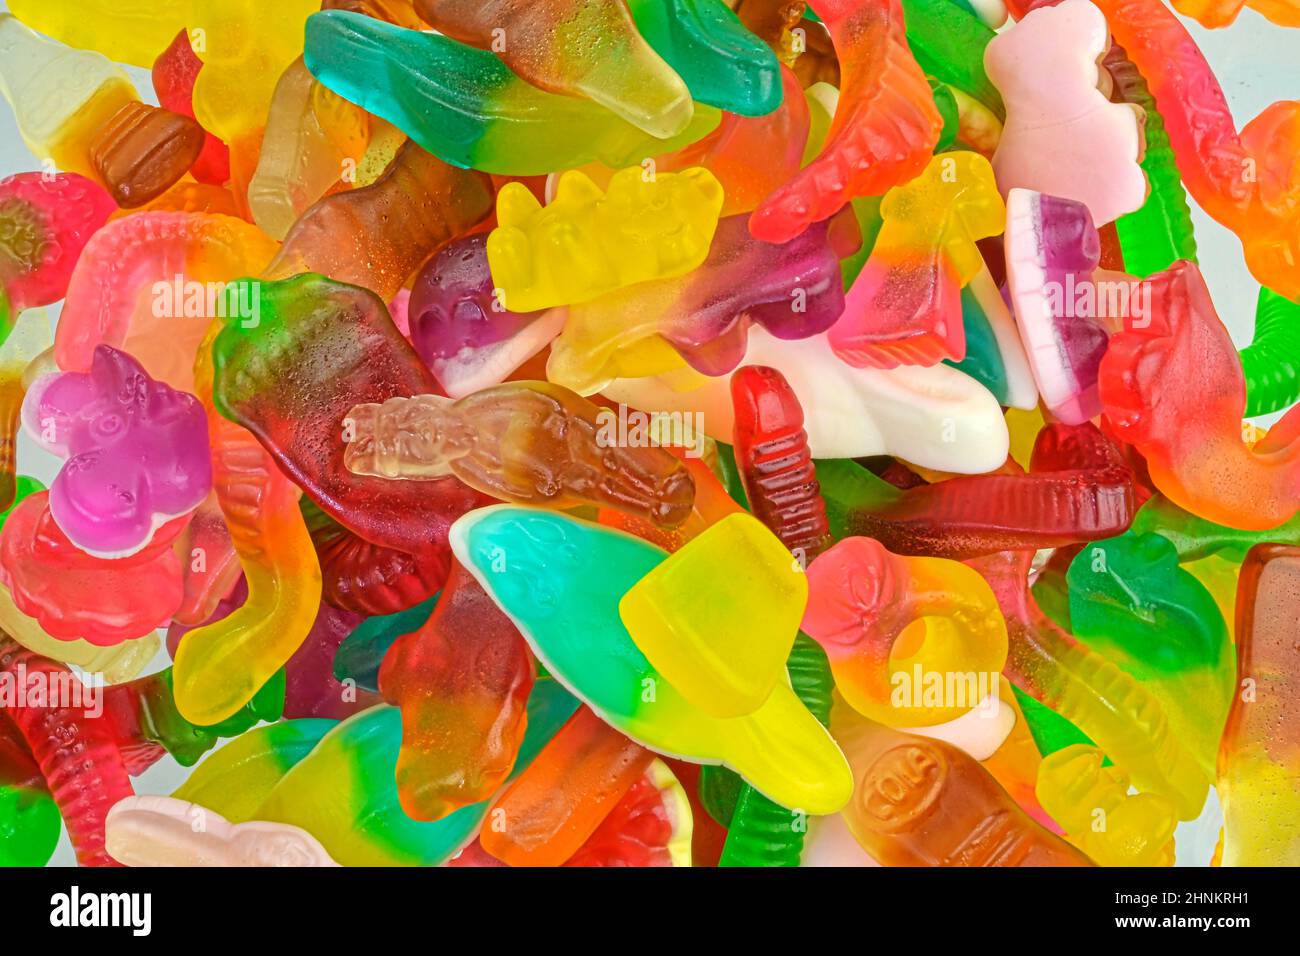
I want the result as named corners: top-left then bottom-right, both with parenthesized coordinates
top-left (664, 215), bottom-right (845, 376)
top-left (1005, 190), bottom-right (1112, 425)
top-left (22, 345), bottom-right (212, 557)
top-left (408, 233), bottom-right (542, 363)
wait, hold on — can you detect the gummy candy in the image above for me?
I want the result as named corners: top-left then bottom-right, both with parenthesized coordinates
top-left (451, 506), bottom-right (853, 815)
top-left (1035, 744), bottom-right (1177, 866)
top-left (23, 346), bottom-right (212, 558)
top-left (1217, 545), bottom-right (1300, 865)
top-left (487, 165), bottom-right (724, 313)
top-left (0, 0), bottom-right (1293, 874)
top-left (1, 638), bottom-right (134, 866)
top-left (343, 383), bottom-right (695, 528)
top-left (986, 0), bottom-right (1148, 227)
top-left (105, 795), bottom-right (341, 867)
top-left (412, 0), bottom-right (694, 139)
top-left (265, 142), bottom-right (495, 302)
top-left (170, 324), bottom-right (322, 726)
top-left (0, 173), bottom-right (116, 342)
top-left (247, 57), bottom-right (371, 241)
top-left (833, 696), bottom-right (1093, 866)
top-left (0, 491), bottom-right (184, 645)
top-left (1100, 261), bottom-right (1300, 531)
top-left (603, 327), bottom-right (1010, 472)
top-left (0, 15), bottom-right (205, 208)
top-left (378, 561), bottom-right (534, 821)
top-left (54, 211), bottom-right (279, 394)
top-left (748, 0), bottom-right (943, 244)
top-left (304, 10), bottom-right (723, 177)
top-left (818, 423), bottom-right (1135, 559)
top-left (547, 214), bottom-right (845, 393)
top-left (803, 536), bottom-right (1009, 726)
top-left (406, 234), bottom-right (560, 399)
top-left (624, 0), bottom-right (783, 117)
top-left (1087, 0), bottom-right (1300, 301)
top-left (830, 152), bottom-right (1006, 369)
top-left (620, 513), bottom-right (808, 718)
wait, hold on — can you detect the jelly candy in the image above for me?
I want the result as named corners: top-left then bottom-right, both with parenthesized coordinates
top-left (547, 214), bottom-right (845, 394)
top-left (303, 10), bottom-right (723, 176)
top-left (1089, 0), bottom-right (1300, 300)
top-left (171, 324), bottom-right (322, 726)
top-left (406, 234), bottom-right (561, 399)
top-left (729, 365), bottom-right (832, 562)
top-left (254, 682), bottom-right (579, 866)
top-left (818, 423), bottom-right (1135, 559)
top-left (486, 165), bottom-right (724, 313)
top-left (602, 327), bottom-right (1010, 472)
top-left (342, 383), bottom-right (695, 528)
top-left (620, 513), bottom-right (809, 718)
top-left (803, 537), bottom-right (1008, 726)
top-left (0, 14), bottom-right (205, 207)
top-left (378, 561), bottom-right (534, 821)
top-left (0, 172), bottom-right (116, 341)
top-left (833, 696), bottom-right (1094, 866)
top-left (247, 57), bottom-right (371, 241)
top-left (748, 0), bottom-right (943, 244)
top-left (211, 275), bottom-right (487, 568)
top-left (480, 705), bottom-right (654, 867)
top-left (0, 491), bottom-right (184, 645)
top-left (1066, 533), bottom-right (1233, 778)
top-left (1035, 744), bottom-right (1177, 866)
top-left (265, 141), bottom-right (494, 302)
top-left (1, 638), bottom-right (134, 866)
top-left (1003, 189), bottom-right (1118, 425)
top-left (23, 346), bottom-right (211, 558)
top-left (54, 211), bottom-right (279, 394)
top-left (6, 0), bottom-right (321, 150)
top-left (412, 0), bottom-right (694, 138)
top-left (1100, 261), bottom-right (1300, 531)
top-left (986, 0), bottom-right (1148, 227)
top-left (1217, 544), bottom-right (1300, 865)
top-left (830, 152), bottom-right (1006, 369)
top-left (624, 0), bottom-right (783, 116)
top-left (451, 505), bottom-right (853, 814)
top-left (105, 795), bottom-right (341, 867)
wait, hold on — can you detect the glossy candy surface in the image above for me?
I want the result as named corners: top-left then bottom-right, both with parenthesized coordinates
top-left (1, 0), bottom-right (1295, 872)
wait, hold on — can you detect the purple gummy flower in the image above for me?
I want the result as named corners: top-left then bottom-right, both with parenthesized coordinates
top-left (22, 345), bottom-right (212, 557)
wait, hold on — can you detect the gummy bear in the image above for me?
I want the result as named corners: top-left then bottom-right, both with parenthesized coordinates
top-left (486, 165), bottom-right (724, 313)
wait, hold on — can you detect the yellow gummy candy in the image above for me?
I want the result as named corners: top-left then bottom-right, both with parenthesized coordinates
top-left (619, 512), bottom-right (807, 719)
top-left (1036, 744), bottom-right (1178, 866)
top-left (486, 165), bottom-right (725, 313)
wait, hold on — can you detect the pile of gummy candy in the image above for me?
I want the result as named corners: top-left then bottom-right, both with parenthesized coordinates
top-left (0, 0), bottom-right (1298, 869)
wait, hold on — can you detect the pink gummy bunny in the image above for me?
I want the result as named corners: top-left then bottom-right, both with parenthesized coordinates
top-left (22, 345), bottom-right (211, 558)
top-left (985, 0), bottom-right (1148, 227)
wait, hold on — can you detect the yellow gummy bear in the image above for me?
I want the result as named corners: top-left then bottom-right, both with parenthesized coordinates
top-left (619, 512), bottom-right (808, 719)
top-left (486, 164), bottom-right (725, 313)
top-left (1035, 744), bottom-right (1178, 866)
